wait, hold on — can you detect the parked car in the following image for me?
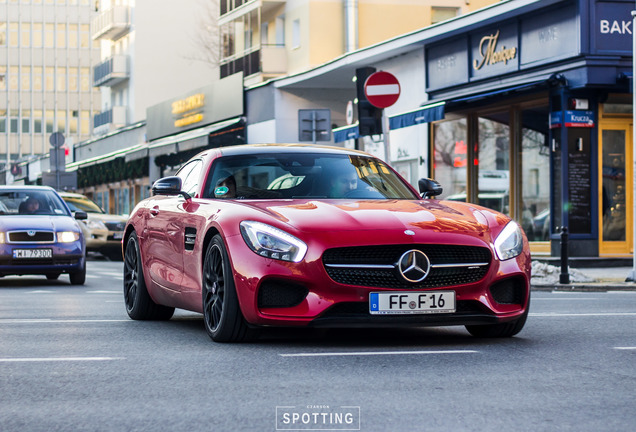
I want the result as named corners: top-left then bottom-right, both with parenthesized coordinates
top-left (59, 192), bottom-right (127, 261)
top-left (0, 186), bottom-right (87, 284)
top-left (123, 144), bottom-right (531, 342)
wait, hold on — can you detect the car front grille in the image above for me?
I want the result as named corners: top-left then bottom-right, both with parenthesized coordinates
top-left (104, 221), bottom-right (126, 231)
top-left (7, 231), bottom-right (55, 243)
top-left (322, 244), bottom-right (491, 289)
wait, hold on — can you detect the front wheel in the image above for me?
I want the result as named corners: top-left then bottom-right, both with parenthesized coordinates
top-left (202, 235), bottom-right (256, 342)
top-left (123, 232), bottom-right (174, 320)
top-left (69, 262), bottom-right (86, 285)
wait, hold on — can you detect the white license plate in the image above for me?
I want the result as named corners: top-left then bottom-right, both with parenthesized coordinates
top-left (12, 249), bottom-right (53, 259)
top-left (369, 291), bottom-right (456, 315)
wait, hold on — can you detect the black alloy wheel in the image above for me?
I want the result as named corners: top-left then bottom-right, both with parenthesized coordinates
top-left (202, 235), bottom-right (255, 342)
top-left (123, 231), bottom-right (174, 320)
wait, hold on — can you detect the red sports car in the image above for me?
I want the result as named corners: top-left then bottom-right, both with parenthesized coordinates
top-left (123, 144), bottom-right (530, 342)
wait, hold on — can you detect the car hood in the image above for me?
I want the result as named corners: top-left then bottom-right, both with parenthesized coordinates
top-left (241, 199), bottom-right (506, 237)
top-left (0, 215), bottom-right (81, 232)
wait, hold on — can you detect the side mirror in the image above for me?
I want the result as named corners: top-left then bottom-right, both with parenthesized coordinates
top-left (74, 210), bottom-right (88, 220)
top-left (152, 176), bottom-right (182, 196)
top-left (418, 178), bottom-right (443, 198)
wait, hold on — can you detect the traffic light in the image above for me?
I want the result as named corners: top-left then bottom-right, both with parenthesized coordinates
top-left (356, 67), bottom-right (383, 136)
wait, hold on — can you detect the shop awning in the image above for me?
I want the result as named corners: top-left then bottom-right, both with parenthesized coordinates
top-left (148, 117), bottom-right (244, 158)
top-left (333, 123), bottom-right (360, 143)
top-left (388, 102), bottom-right (445, 130)
top-left (66, 143), bottom-right (147, 171)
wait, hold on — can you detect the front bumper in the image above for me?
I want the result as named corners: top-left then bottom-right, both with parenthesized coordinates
top-left (0, 243), bottom-right (85, 276)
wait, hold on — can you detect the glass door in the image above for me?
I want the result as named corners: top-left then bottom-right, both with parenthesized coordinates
top-left (599, 119), bottom-right (633, 255)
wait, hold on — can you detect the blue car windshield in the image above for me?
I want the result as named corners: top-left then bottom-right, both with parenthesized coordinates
top-left (0, 190), bottom-right (71, 216)
top-left (202, 153), bottom-right (419, 200)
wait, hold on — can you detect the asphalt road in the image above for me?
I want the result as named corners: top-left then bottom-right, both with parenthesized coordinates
top-left (1, 261), bottom-right (635, 432)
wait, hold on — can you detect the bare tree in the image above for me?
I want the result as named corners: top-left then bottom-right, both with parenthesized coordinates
top-left (184, 0), bottom-right (220, 72)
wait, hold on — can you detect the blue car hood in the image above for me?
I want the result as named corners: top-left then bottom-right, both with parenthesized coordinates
top-left (0, 215), bottom-right (81, 233)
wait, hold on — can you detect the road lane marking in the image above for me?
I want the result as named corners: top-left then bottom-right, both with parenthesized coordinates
top-left (614, 347), bottom-right (636, 350)
top-left (86, 290), bottom-right (121, 294)
top-left (280, 350), bottom-right (478, 357)
top-left (530, 312), bottom-right (636, 317)
top-left (0, 357), bottom-right (125, 363)
top-left (531, 298), bottom-right (601, 301)
top-left (0, 319), bottom-right (129, 324)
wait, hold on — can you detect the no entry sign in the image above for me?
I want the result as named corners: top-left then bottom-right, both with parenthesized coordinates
top-left (364, 71), bottom-right (401, 108)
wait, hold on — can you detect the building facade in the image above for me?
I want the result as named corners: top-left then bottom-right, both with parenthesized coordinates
top-left (0, 0), bottom-right (101, 177)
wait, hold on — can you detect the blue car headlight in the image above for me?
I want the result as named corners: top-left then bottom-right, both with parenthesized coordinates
top-left (494, 221), bottom-right (524, 261)
top-left (57, 231), bottom-right (81, 243)
top-left (240, 221), bottom-right (307, 262)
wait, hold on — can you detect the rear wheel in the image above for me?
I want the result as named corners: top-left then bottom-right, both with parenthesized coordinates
top-left (123, 232), bottom-right (174, 320)
top-left (465, 308), bottom-right (528, 338)
top-left (202, 235), bottom-right (255, 342)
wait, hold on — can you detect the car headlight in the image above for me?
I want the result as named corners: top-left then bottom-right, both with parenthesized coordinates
top-left (57, 231), bottom-right (81, 243)
top-left (494, 221), bottom-right (524, 261)
top-left (0, 232), bottom-right (4, 244)
top-left (240, 221), bottom-right (307, 262)
top-left (87, 220), bottom-right (107, 230)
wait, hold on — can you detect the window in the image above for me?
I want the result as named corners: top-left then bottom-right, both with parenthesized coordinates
top-left (0, 66), bottom-right (6, 90)
top-left (21, 66), bottom-right (30, 91)
top-left (45, 23), bottom-right (54, 48)
top-left (57, 67), bottom-right (66, 91)
top-left (9, 66), bottom-right (18, 90)
top-left (57, 110), bottom-right (66, 133)
top-left (80, 67), bottom-right (90, 91)
top-left (22, 111), bottom-right (30, 134)
top-left (45, 110), bottom-right (54, 133)
top-left (80, 24), bottom-right (89, 48)
top-left (80, 110), bottom-right (89, 135)
top-left (10, 110), bottom-right (19, 133)
top-left (0, 23), bottom-right (6, 46)
top-left (275, 15), bottom-right (285, 45)
top-left (68, 67), bottom-right (78, 91)
top-left (33, 23), bottom-right (42, 47)
top-left (33, 109), bottom-right (42, 133)
top-left (291, 19), bottom-right (300, 49)
top-left (9, 23), bottom-right (18, 47)
top-left (68, 24), bottom-right (78, 48)
top-left (261, 22), bottom-right (268, 45)
top-left (431, 7), bottom-right (459, 25)
top-left (69, 110), bottom-right (78, 134)
top-left (433, 118), bottom-right (467, 200)
top-left (45, 66), bottom-right (54, 91)
top-left (33, 66), bottom-right (42, 91)
top-left (177, 159), bottom-right (203, 196)
top-left (56, 23), bottom-right (66, 48)
top-left (21, 22), bottom-right (30, 47)
top-left (0, 110), bottom-right (6, 133)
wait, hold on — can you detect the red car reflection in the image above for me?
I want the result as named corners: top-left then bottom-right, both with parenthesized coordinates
top-left (123, 144), bottom-right (530, 342)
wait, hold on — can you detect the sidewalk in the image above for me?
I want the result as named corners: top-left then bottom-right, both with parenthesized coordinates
top-left (531, 262), bottom-right (636, 291)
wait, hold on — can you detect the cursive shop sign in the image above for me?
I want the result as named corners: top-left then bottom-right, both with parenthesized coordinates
top-left (473, 30), bottom-right (518, 70)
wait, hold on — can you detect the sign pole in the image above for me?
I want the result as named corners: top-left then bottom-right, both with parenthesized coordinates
top-left (630, 8), bottom-right (636, 282)
top-left (382, 109), bottom-right (390, 162)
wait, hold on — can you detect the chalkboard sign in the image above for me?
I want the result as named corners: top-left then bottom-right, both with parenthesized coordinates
top-left (567, 132), bottom-right (592, 234)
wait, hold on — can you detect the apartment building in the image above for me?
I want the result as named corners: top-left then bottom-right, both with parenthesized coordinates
top-left (0, 0), bottom-right (100, 170)
top-left (92, 0), bottom-right (219, 134)
top-left (219, 0), bottom-right (498, 86)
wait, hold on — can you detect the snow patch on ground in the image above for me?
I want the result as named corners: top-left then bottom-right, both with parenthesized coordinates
top-left (531, 261), bottom-right (595, 285)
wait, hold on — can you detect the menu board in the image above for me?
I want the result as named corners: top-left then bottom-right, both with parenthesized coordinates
top-left (567, 133), bottom-right (592, 234)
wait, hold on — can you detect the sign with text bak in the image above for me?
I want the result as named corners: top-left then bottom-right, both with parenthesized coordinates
top-left (364, 71), bottom-right (401, 109)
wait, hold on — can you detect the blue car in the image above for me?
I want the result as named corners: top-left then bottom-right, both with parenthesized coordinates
top-left (0, 186), bottom-right (87, 284)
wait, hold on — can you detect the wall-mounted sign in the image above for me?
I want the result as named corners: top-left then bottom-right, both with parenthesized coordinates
top-left (473, 30), bottom-right (517, 70)
top-left (146, 72), bottom-right (244, 141)
top-left (595, 1), bottom-right (633, 53)
top-left (550, 111), bottom-right (595, 128)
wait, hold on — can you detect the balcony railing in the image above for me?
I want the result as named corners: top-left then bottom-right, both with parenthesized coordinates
top-left (92, 6), bottom-right (131, 41)
top-left (93, 106), bottom-right (127, 131)
top-left (220, 45), bottom-right (286, 79)
top-left (93, 55), bottom-right (130, 87)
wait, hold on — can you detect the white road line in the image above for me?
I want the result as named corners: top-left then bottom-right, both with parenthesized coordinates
top-left (85, 290), bottom-right (120, 294)
top-left (530, 312), bottom-right (636, 317)
top-left (280, 350), bottom-right (478, 357)
top-left (0, 319), bottom-right (129, 324)
top-left (0, 357), bottom-right (124, 363)
top-left (614, 347), bottom-right (636, 350)
top-left (532, 298), bottom-right (601, 300)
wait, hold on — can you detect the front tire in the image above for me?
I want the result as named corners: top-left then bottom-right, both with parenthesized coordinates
top-left (202, 235), bottom-right (255, 342)
top-left (123, 232), bottom-right (174, 320)
top-left (69, 262), bottom-right (86, 285)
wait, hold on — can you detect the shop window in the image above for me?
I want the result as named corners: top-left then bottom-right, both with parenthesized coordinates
top-left (433, 118), bottom-right (467, 200)
top-left (521, 105), bottom-right (551, 241)
top-left (477, 113), bottom-right (510, 215)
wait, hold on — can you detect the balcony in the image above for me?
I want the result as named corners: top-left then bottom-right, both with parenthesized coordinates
top-left (93, 106), bottom-right (127, 134)
top-left (220, 45), bottom-right (287, 80)
top-left (93, 55), bottom-right (130, 87)
top-left (92, 6), bottom-right (131, 41)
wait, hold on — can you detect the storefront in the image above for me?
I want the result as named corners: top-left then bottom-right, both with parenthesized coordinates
top-left (422, 0), bottom-right (632, 257)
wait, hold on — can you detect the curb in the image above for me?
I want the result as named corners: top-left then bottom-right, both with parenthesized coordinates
top-left (531, 283), bottom-right (636, 292)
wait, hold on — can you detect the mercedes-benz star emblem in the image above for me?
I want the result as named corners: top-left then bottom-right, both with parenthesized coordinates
top-left (397, 250), bottom-right (430, 283)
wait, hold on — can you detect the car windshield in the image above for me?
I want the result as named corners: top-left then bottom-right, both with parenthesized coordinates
top-left (0, 189), bottom-right (71, 216)
top-left (63, 196), bottom-right (105, 213)
top-left (203, 153), bottom-right (419, 200)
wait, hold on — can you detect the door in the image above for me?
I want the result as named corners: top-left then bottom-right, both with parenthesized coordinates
top-left (599, 119), bottom-right (633, 255)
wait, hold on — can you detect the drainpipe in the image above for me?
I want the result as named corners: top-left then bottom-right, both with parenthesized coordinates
top-left (344, 0), bottom-right (358, 52)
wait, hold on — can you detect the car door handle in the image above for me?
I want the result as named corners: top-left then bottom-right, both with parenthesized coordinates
top-left (149, 206), bottom-right (159, 216)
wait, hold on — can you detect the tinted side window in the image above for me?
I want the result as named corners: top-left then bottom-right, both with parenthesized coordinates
top-left (177, 159), bottom-right (203, 196)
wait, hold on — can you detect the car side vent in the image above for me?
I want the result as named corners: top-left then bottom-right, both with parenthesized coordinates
top-left (489, 277), bottom-right (525, 305)
top-left (184, 227), bottom-right (197, 251)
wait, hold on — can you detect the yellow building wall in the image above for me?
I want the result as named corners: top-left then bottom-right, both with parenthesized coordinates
top-left (309, 1), bottom-right (345, 67)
